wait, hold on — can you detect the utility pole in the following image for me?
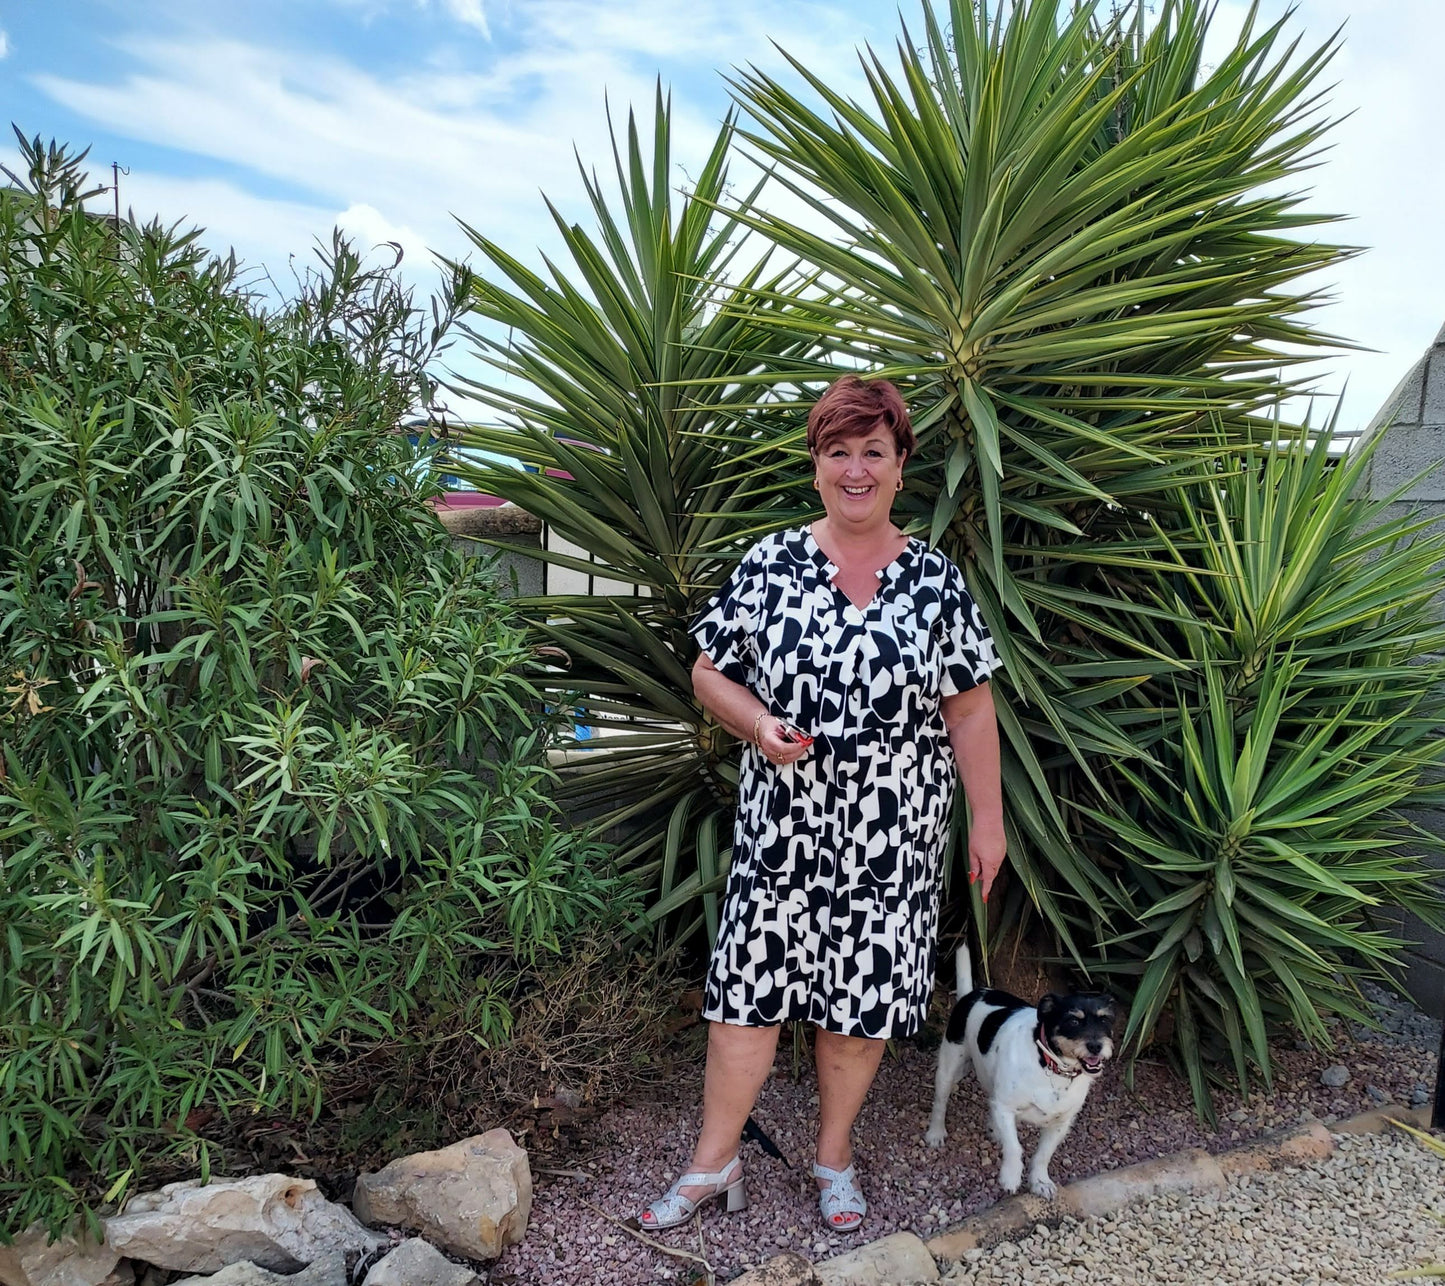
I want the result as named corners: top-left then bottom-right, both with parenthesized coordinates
top-left (111, 161), bottom-right (128, 226)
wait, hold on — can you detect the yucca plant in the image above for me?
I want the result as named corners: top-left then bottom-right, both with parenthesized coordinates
top-left (447, 2), bottom-right (1442, 1114)
top-left (447, 90), bottom-right (825, 942)
top-left (715, 0), bottom-right (1358, 949)
top-left (1076, 427), bottom-right (1445, 1112)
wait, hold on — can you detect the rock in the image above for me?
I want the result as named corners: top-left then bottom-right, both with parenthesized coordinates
top-left (99, 1267), bottom-right (134, 1286)
top-left (1061, 1148), bottom-right (1225, 1219)
top-left (0, 1225), bottom-right (121, 1286)
top-left (1320, 1065), bottom-right (1350, 1089)
top-left (169, 1253), bottom-right (348, 1286)
top-left (1366, 1084), bottom-right (1389, 1104)
top-left (1217, 1120), bottom-right (1335, 1178)
top-left (1411, 1084), bottom-right (1431, 1108)
top-left (815, 1232), bottom-right (938, 1285)
top-left (105, 1176), bottom-right (383, 1274)
top-left (361, 1239), bottom-right (482, 1286)
top-left (352, 1130), bottom-right (531, 1261)
top-left (728, 1253), bottom-right (823, 1286)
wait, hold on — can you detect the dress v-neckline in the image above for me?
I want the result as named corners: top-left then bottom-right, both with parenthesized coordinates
top-left (803, 526), bottom-right (915, 614)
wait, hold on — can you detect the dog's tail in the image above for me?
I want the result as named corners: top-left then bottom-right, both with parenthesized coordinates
top-left (954, 942), bottom-right (974, 997)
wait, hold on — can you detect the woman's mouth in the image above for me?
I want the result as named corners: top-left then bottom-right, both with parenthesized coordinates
top-left (842, 485), bottom-right (873, 496)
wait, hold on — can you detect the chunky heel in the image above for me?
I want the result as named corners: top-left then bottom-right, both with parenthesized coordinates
top-left (640, 1156), bottom-right (746, 1230)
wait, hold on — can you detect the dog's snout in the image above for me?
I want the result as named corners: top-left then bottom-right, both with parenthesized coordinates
top-left (1086, 1040), bottom-right (1103, 1055)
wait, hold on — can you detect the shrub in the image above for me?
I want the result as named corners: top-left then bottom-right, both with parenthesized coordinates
top-left (0, 133), bottom-right (635, 1234)
top-left (452, 2), bottom-right (1445, 1115)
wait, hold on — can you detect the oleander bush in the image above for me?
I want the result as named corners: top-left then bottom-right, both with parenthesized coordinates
top-left (0, 133), bottom-right (637, 1234)
top-left (450, 0), bottom-right (1445, 1115)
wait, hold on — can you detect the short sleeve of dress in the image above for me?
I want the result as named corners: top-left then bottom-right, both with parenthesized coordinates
top-left (939, 562), bottom-right (1003, 696)
top-left (690, 543), bottom-right (767, 686)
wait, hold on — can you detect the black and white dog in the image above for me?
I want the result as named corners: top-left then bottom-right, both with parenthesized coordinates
top-left (925, 945), bottom-right (1118, 1199)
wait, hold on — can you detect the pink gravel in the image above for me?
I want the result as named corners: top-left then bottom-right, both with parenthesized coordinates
top-left (490, 1030), bottom-right (1437, 1284)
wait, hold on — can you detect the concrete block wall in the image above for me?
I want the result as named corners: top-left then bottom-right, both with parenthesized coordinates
top-left (438, 502), bottom-right (545, 597)
top-left (1353, 321), bottom-right (1445, 1013)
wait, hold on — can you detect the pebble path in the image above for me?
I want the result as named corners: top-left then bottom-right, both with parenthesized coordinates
top-left (938, 1127), bottom-right (1445, 1285)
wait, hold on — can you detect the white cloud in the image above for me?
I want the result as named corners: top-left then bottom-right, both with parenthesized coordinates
top-left (107, 171), bottom-right (341, 281)
top-left (333, 202), bottom-right (432, 274)
top-left (438, 0), bottom-right (490, 39)
top-left (29, 1), bottom-right (866, 286)
top-left (42, 1), bottom-right (1438, 432)
top-left (0, 29), bottom-right (10, 60)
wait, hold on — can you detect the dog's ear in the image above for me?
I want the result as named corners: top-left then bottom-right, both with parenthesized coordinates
top-left (1036, 993), bottom-right (1061, 1018)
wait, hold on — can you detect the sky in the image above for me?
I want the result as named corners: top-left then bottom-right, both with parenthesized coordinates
top-left (0, 0), bottom-right (1441, 432)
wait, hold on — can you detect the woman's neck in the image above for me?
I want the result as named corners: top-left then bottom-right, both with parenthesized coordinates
top-left (812, 517), bottom-right (905, 568)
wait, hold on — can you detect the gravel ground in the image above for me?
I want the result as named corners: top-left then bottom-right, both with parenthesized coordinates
top-left (941, 1128), bottom-right (1445, 1285)
top-left (490, 987), bottom-right (1440, 1284)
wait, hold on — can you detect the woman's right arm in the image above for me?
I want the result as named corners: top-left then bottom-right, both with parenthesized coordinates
top-left (692, 653), bottom-right (810, 766)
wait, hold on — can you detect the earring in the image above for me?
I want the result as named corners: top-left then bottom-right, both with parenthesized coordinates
top-left (812, 479), bottom-right (820, 490)
top-left (896, 477), bottom-right (904, 492)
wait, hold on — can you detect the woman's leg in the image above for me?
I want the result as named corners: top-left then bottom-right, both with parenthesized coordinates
top-left (813, 1027), bottom-right (886, 1175)
top-left (676, 1021), bottom-right (780, 1194)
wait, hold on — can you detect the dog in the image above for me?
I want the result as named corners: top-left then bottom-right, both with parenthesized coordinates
top-left (925, 944), bottom-right (1118, 1199)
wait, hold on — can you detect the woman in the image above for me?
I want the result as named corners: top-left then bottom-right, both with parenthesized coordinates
top-left (640, 376), bottom-right (1006, 1233)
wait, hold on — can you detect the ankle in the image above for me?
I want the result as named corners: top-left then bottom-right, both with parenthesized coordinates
top-left (689, 1148), bottom-right (740, 1177)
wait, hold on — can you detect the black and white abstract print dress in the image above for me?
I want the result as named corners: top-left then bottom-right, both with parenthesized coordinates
top-left (691, 527), bottom-right (1002, 1040)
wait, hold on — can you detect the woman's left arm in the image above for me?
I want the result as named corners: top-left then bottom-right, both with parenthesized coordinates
top-left (943, 682), bottom-right (1007, 901)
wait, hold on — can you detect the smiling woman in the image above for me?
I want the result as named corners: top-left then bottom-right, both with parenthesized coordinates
top-left (639, 375), bottom-right (1008, 1235)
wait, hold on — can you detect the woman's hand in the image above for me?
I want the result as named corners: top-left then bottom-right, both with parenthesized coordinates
top-left (967, 814), bottom-right (1007, 903)
top-left (692, 654), bottom-right (812, 769)
top-left (944, 682), bottom-right (1007, 902)
top-left (758, 716), bottom-right (812, 768)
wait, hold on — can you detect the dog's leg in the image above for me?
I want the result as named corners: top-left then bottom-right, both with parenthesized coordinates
top-left (925, 1040), bottom-right (968, 1148)
top-left (1027, 1108), bottom-right (1079, 1199)
top-left (991, 1102), bottom-right (1024, 1193)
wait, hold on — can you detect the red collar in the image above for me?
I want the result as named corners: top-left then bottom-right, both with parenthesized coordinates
top-left (1035, 1024), bottom-right (1083, 1079)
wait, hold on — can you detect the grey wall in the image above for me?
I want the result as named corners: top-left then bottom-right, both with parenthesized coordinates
top-left (441, 503), bottom-right (545, 599)
top-left (1354, 321), bottom-right (1445, 1012)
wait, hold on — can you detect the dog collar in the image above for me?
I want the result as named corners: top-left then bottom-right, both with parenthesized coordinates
top-left (1035, 1025), bottom-right (1083, 1079)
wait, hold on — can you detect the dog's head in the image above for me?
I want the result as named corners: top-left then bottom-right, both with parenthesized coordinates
top-left (1036, 991), bottom-right (1119, 1075)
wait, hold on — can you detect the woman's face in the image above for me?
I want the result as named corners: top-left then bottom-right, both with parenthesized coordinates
top-left (812, 427), bottom-right (906, 531)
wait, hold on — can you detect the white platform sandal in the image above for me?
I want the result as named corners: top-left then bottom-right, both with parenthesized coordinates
top-left (639, 1156), bottom-right (747, 1230)
top-left (813, 1160), bottom-right (866, 1232)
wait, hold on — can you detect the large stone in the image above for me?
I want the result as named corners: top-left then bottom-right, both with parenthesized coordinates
top-left (816, 1232), bottom-right (938, 1285)
top-left (351, 1130), bottom-right (530, 1261)
top-left (729, 1253), bottom-right (823, 1286)
top-left (169, 1252), bottom-right (348, 1286)
top-left (105, 1176), bottom-right (383, 1274)
top-left (361, 1239), bottom-right (483, 1286)
top-left (0, 1227), bottom-right (120, 1286)
top-left (1217, 1120), bottom-right (1335, 1178)
top-left (1060, 1148), bottom-right (1225, 1219)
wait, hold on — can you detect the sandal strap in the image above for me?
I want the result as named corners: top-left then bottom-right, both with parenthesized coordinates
top-left (675, 1157), bottom-right (740, 1187)
top-left (812, 1161), bottom-right (866, 1218)
top-left (642, 1157), bottom-right (741, 1224)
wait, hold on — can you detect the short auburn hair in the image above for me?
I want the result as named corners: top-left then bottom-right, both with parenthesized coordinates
top-left (807, 375), bottom-right (916, 458)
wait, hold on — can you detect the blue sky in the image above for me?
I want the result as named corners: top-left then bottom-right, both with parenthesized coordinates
top-left (1, 0), bottom-right (1442, 431)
